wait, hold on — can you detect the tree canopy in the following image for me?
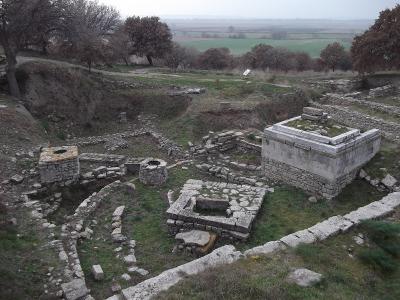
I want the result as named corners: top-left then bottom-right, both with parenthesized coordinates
top-left (351, 5), bottom-right (400, 73)
top-left (320, 42), bottom-right (348, 72)
top-left (124, 16), bottom-right (172, 65)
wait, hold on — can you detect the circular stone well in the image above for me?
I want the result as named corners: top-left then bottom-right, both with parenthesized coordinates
top-left (139, 158), bottom-right (168, 186)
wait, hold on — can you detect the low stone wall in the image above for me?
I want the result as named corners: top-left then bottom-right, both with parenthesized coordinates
top-left (79, 153), bottom-right (127, 166)
top-left (109, 192), bottom-right (400, 300)
top-left (263, 157), bottom-right (358, 199)
top-left (323, 93), bottom-right (400, 117)
top-left (61, 181), bottom-right (125, 299)
top-left (237, 139), bottom-right (262, 154)
top-left (311, 102), bottom-right (400, 143)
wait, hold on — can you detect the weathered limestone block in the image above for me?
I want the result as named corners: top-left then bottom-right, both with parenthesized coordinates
top-left (381, 174), bottom-right (398, 189)
top-left (244, 241), bottom-right (286, 257)
top-left (61, 279), bottom-right (89, 300)
top-left (91, 264), bottom-right (104, 281)
top-left (175, 230), bottom-right (211, 247)
top-left (288, 268), bottom-right (323, 287)
top-left (113, 206), bottom-right (125, 218)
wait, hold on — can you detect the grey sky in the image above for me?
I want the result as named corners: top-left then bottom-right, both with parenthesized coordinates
top-left (99, 0), bottom-right (398, 19)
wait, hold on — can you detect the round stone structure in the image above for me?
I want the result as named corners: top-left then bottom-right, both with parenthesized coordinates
top-left (139, 158), bottom-right (168, 186)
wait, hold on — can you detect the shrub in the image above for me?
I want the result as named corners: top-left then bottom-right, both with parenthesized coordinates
top-left (361, 220), bottom-right (400, 257)
top-left (358, 248), bottom-right (398, 273)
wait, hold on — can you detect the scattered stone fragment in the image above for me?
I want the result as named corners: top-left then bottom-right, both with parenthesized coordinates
top-left (10, 174), bottom-right (24, 184)
top-left (124, 254), bottom-right (137, 264)
top-left (121, 273), bottom-right (131, 281)
top-left (353, 234), bottom-right (364, 245)
top-left (287, 268), bottom-right (323, 287)
top-left (308, 196), bottom-right (318, 203)
top-left (135, 268), bottom-right (149, 276)
top-left (382, 174), bottom-right (398, 189)
top-left (111, 281), bottom-right (122, 293)
top-left (113, 206), bottom-right (125, 217)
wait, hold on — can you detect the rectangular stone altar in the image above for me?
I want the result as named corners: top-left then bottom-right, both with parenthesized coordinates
top-left (262, 108), bottom-right (381, 199)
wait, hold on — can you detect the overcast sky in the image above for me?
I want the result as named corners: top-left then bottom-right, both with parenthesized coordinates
top-left (99, 0), bottom-right (398, 19)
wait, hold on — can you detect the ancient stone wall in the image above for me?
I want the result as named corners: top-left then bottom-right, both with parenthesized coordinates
top-left (311, 102), bottom-right (400, 143)
top-left (322, 94), bottom-right (400, 117)
top-left (263, 157), bottom-right (358, 198)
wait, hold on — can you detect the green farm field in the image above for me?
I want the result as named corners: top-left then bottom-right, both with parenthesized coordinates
top-left (175, 37), bottom-right (352, 57)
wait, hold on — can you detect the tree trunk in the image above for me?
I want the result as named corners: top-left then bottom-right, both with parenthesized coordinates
top-left (123, 57), bottom-right (129, 66)
top-left (5, 59), bottom-right (21, 99)
top-left (88, 61), bottom-right (92, 73)
top-left (146, 55), bottom-right (153, 66)
top-left (0, 32), bottom-right (21, 99)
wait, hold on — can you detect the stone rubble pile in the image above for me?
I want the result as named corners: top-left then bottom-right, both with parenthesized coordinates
top-left (189, 130), bottom-right (262, 160)
top-left (80, 165), bottom-right (127, 185)
top-left (368, 84), bottom-right (397, 98)
top-left (195, 162), bottom-right (269, 187)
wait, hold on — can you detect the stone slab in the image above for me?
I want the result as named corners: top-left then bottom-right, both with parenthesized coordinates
top-left (175, 230), bottom-right (211, 247)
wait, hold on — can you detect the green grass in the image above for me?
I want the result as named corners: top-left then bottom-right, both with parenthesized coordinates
top-left (176, 38), bottom-right (351, 57)
top-left (0, 210), bottom-right (60, 300)
top-left (349, 104), bottom-right (400, 123)
top-left (363, 140), bottom-right (400, 180)
top-left (157, 219), bottom-right (400, 300)
top-left (285, 118), bottom-right (349, 137)
top-left (78, 166), bottom-right (212, 299)
top-left (242, 181), bottom-right (385, 250)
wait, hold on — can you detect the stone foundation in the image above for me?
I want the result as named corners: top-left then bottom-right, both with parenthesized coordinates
top-left (39, 146), bottom-right (80, 184)
top-left (166, 179), bottom-right (267, 241)
top-left (263, 158), bottom-right (358, 198)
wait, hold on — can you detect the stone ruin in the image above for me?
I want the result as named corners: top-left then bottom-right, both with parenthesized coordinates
top-left (167, 179), bottom-right (267, 241)
top-left (39, 146), bottom-right (80, 184)
top-left (262, 107), bottom-right (381, 199)
top-left (139, 158), bottom-right (168, 186)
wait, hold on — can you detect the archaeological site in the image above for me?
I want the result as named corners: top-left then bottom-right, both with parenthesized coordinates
top-left (1, 1), bottom-right (400, 300)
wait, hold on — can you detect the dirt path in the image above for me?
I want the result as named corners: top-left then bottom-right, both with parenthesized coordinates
top-left (16, 56), bottom-right (292, 87)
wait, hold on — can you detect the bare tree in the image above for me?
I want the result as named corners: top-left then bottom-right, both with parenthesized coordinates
top-left (109, 25), bottom-right (131, 65)
top-left (0, 0), bottom-right (63, 98)
top-left (54, 0), bottom-right (120, 71)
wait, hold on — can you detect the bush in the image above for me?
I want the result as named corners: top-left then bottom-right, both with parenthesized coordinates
top-left (358, 248), bottom-right (398, 273)
top-left (361, 221), bottom-right (400, 257)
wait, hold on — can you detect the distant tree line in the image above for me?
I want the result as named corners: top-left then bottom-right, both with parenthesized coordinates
top-left (164, 42), bottom-right (352, 72)
top-left (0, 0), bottom-right (399, 99)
